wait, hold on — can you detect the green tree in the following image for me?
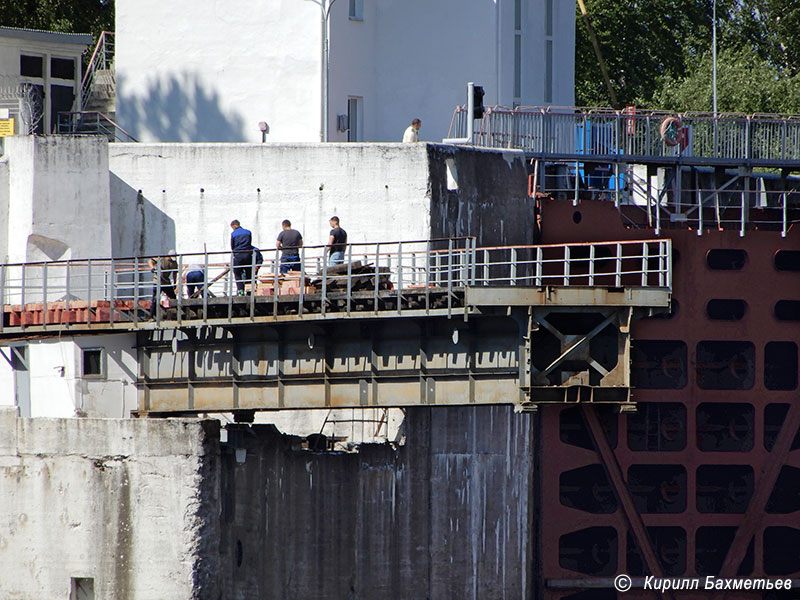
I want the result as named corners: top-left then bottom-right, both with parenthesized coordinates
top-left (575, 0), bottom-right (800, 113)
top-left (0, 0), bottom-right (113, 43)
top-left (653, 46), bottom-right (800, 114)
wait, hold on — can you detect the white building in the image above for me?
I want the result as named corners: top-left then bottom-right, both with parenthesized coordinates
top-left (115, 0), bottom-right (575, 144)
top-left (0, 27), bottom-right (91, 135)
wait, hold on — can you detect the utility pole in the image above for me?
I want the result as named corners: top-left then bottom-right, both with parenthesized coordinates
top-left (576, 0), bottom-right (618, 108)
top-left (307, 0), bottom-right (337, 142)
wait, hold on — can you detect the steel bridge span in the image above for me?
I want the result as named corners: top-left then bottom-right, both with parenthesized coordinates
top-left (0, 238), bottom-right (671, 416)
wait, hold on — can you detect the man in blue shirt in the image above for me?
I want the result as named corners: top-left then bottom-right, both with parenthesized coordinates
top-left (230, 219), bottom-right (260, 295)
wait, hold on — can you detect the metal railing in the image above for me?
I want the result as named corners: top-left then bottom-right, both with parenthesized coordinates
top-left (0, 238), bottom-right (671, 329)
top-left (57, 111), bottom-right (138, 142)
top-left (448, 105), bottom-right (800, 164)
top-left (80, 31), bottom-right (114, 111)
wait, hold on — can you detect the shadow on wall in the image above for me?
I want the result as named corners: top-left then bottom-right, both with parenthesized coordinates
top-left (109, 173), bottom-right (176, 258)
top-left (119, 72), bottom-right (247, 142)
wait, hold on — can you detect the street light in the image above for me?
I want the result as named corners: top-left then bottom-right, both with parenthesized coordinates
top-left (307, 0), bottom-right (337, 142)
top-left (712, 0), bottom-right (717, 117)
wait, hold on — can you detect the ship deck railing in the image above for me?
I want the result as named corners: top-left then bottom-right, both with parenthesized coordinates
top-left (0, 237), bottom-right (671, 333)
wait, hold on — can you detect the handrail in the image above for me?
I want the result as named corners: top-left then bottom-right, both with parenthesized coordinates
top-left (80, 31), bottom-right (114, 109)
top-left (57, 111), bottom-right (138, 142)
top-left (447, 105), bottom-right (800, 164)
top-left (0, 238), bottom-right (671, 330)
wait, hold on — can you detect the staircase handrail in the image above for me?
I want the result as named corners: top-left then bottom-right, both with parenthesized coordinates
top-left (58, 110), bottom-right (138, 143)
top-left (79, 31), bottom-right (114, 110)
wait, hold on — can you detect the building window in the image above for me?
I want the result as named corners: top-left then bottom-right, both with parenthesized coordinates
top-left (347, 97), bottom-right (362, 142)
top-left (82, 348), bottom-right (105, 378)
top-left (545, 40), bottom-right (553, 103)
top-left (51, 57), bottom-right (75, 80)
top-left (70, 577), bottom-right (95, 600)
top-left (349, 0), bottom-right (363, 21)
top-left (20, 54), bottom-right (43, 78)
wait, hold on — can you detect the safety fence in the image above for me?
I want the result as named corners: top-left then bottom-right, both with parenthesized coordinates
top-left (0, 238), bottom-right (671, 328)
top-left (449, 106), bottom-right (800, 163)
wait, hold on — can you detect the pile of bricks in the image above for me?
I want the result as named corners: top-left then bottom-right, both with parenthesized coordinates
top-left (3, 300), bottom-right (148, 326)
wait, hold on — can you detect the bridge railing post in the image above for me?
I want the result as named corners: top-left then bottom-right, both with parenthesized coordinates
top-left (510, 247), bottom-right (517, 285)
top-left (425, 241), bottom-right (431, 313)
top-left (109, 258), bottom-right (115, 326)
top-left (203, 249), bottom-right (209, 323)
top-left (298, 246), bottom-right (305, 317)
top-left (396, 242), bottom-right (403, 314)
top-left (615, 243), bottom-right (622, 288)
top-left (176, 254), bottom-right (182, 325)
top-left (589, 244), bottom-right (595, 286)
top-left (447, 239), bottom-right (453, 316)
top-left (0, 263), bottom-right (5, 333)
top-left (87, 259), bottom-right (93, 325)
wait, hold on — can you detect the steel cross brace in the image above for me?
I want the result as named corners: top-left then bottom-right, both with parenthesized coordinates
top-left (714, 396), bottom-right (800, 600)
top-left (583, 405), bottom-right (674, 600)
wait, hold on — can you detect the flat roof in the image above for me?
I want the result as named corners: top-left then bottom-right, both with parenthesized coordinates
top-left (0, 26), bottom-right (93, 46)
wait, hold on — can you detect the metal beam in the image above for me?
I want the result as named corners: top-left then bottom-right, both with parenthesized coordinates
top-left (714, 397), bottom-right (800, 598)
top-left (582, 405), bottom-right (672, 600)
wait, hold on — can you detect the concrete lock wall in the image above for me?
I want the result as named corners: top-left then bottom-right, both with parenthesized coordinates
top-left (214, 406), bottom-right (536, 600)
top-left (0, 408), bottom-right (220, 600)
top-left (2, 135), bottom-right (111, 263)
top-left (0, 406), bottom-right (535, 599)
top-left (107, 142), bottom-right (531, 259)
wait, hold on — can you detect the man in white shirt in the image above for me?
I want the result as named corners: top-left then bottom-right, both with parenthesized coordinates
top-left (402, 118), bottom-right (421, 142)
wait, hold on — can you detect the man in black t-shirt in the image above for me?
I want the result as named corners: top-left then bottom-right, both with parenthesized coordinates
top-left (327, 216), bottom-right (347, 266)
top-left (276, 219), bottom-right (303, 274)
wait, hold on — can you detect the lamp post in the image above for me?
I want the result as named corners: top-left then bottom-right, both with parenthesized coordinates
top-left (712, 0), bottom-right (717, 117)
top-left (307, 0), bottom-right (337, 142)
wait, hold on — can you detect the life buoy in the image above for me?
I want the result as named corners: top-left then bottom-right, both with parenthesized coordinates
top-left (660, 116), bottom-right (682, 147)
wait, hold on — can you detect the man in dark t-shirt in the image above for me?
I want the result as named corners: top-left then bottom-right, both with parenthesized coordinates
top-left (327, 216), bottom-right (347, 266)
top-left (276, 219), bottom-right (303, 274)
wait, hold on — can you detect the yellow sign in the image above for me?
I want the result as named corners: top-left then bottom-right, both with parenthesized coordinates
top-left (0, 118), bottom-right (14, 137)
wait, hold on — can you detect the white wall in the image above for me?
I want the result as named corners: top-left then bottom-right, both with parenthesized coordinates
top-left (3, 135), bottom-right (111, 263)
top-left (108, 142), bottom-right (433, 258)
top-left (115, 0), bottom-right (322, 143)
top-left (0, 334), bottom-right (137, 418)
top-left (0, 409), bottom-right (217, 600)
top-left (115, 0), bottom-right (575, 143)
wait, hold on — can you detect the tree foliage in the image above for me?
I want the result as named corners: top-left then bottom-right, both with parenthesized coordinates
top-left (0, 0), bottom-right (113, 42)
top-left (575, 0), bottom-right (800, 113)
